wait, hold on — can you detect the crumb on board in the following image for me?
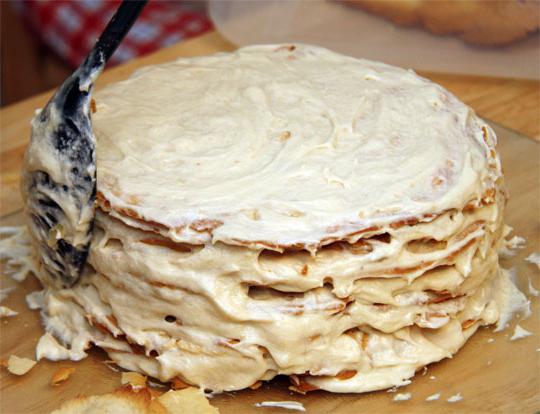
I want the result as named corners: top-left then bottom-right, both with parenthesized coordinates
top-left (447, 393), bottom-right (463, 403)
top-left (425, 392), bottom-right (441, 401)
top-left (507, 235), bottom-right (527, 250)
top-left (121, 371), bottom-right (147, 390)
top-left (49, 384), bottom-right (219, 413)
top-left (5, 355), bottom-right (37, 375)
top-left (525, 252), bottom-right (540, 268)
top-left (158, 387), bottom-right (219, 414)
top-left (51, 367), bottom-right (76, 386)
top-left (0, 306), bottom-right (18, 318)
top-left (499, 235), bottom-right (526, 258)
top-left (393, 392), bottom-right (411, 401)
top-left (510, 324), bottom-right (533, 341)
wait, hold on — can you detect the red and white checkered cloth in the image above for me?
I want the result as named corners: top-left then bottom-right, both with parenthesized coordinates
top-left (12, 0), bottom-right (213, 68)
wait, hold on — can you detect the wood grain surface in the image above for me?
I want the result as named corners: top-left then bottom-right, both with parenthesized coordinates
top-left (0, 31), bottom-right (539, 414)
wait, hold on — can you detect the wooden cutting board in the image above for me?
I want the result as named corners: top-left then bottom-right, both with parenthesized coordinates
top-left (0, 120), bottom-right (538, 414)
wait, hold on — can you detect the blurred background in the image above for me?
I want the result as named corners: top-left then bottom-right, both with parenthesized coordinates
top-left (1, 0), bottom-right (213, 106)
top-left (1, 0), bottom-right (539, 107)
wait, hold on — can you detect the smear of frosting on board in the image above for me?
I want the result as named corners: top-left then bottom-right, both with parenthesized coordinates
top-left (393, 393), bottom-right (412, 401)
top-left (525, 252), bottom-right (540, 269)
top-left (447, 393), bottom-right (463, 403)
top-left (254, 401), bottom-right (306, 411)
top-left (425, 392), bottom-right (441, 401)
top-left (510, 324), bottom-right (533, 341)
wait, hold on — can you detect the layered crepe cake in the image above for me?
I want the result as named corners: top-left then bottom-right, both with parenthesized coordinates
top-left (24, 44), bottom-right (517, 393)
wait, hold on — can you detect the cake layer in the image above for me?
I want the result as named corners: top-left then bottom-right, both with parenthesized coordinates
top-left (34, 265), bottom-right (507, 392)
top-left (31, 184), bottom-right (506, 392)
top-left (90, 186), bottom-right (504, 307)
top-left (93, 44), bottom-right (502, 250)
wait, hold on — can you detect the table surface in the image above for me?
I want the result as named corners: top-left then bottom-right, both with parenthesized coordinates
top-left (0, 31), bottom-right (539, 414)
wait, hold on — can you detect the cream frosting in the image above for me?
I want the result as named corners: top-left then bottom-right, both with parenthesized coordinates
top-left (29, 192), bottom-right (507, 392)
top-left (493, 267), bottom-right (531, 331)
top-left (36, 332), bottom-right (87, 361)
top-left (18, 44), bottom-right (518, 394)
top-left (22, 100), bottom-right (96, 287)
top-left (93, 44), bottom-right (501, 250)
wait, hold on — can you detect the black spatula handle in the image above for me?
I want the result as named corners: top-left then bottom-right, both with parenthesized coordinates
top-left (85, 0), bottom-right (147, 70)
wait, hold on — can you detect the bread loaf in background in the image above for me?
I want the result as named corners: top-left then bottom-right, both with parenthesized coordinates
top-left (347, 0), bottom-right (540, 46)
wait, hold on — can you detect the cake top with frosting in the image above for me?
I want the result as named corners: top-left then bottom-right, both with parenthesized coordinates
top-left (93, 44), bottom-right (500, 250)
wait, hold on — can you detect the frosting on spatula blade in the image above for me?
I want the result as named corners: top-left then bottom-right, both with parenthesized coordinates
top-left (22, 68), bottom-right (97, 288)
top-left (20, 0), bottom-right (147, 287)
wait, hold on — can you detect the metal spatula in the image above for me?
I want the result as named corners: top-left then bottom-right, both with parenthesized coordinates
top-left (22, 0), bottom-right (147, 288)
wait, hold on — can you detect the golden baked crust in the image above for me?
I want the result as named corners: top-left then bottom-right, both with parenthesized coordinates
top-left (347, 0), bottom-right (540, 45)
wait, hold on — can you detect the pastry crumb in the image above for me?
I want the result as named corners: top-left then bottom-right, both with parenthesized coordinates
top-left (500, 235), bottom-right (526, 258)
top-left (393, 392), bottom-right (411, 401)
top-left (159, 387), bottom-right (219, 414)
top-left (49, 386), bottom-right (219, 414)
top-left (525, 252), bottom-right (540, 268)
top-left (447, 393), bottom-right (463, 403)
top-left (0, 306), bottom-right (18, 318)
top-left (425, 392), bottom-right (440, 401)
top-left (6, 355), bottom-right (37, 375)
top-left (507, 235), bottom-right (526, 250)
top-left (51, 367), bottom-right (75, 386)
top-left (121, 372), bottom-right (147, 390)
top-left (510, 324), bottom-right (533, 341)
